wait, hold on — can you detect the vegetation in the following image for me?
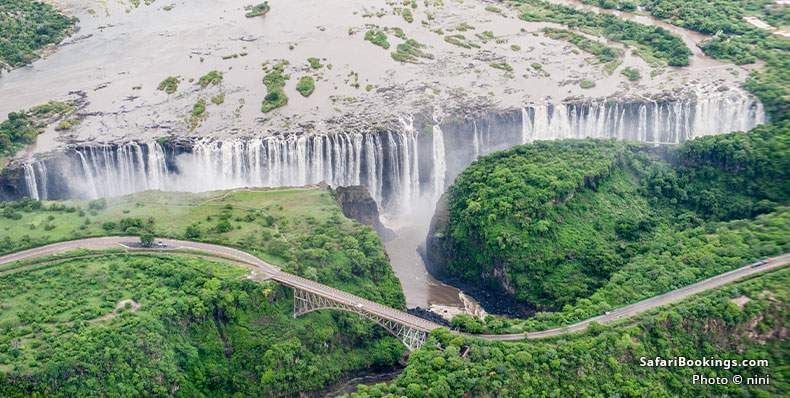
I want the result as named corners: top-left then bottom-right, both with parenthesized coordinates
top-left (261, 62), bottom-right (289, 113)
top-left (210, 93), bottom-right (225, 105)
top-left (353, 268), bottom-right (789, 397)
top-left (434, 124), bottom-right (789, 319)
top-left (197, 70), bottom-right (223, 88)
top-left (0, 101), bottom-right (75, 162)
top-left (581, 0), bottom-right (637, 11)
top-left (635, 0), bottom-right (789, 122)
top-left (621, 66), bottom-right (641, 80)
top-left (0, 188), bottom-right (406, 395)
top-left (391, 39), bottom-right (433, 63)
top-left (0, 0), bottom-right (76, 70)
top-left (543, 28), bottom-right (622, 73)
top-left (296, 76), bottom-right (315, 97)
top-left (444, 34), bottom-right (479, 49)
top-left (157, 76), bottom-right (179, 94)
top-left (516, 0), bottom-right (692, 66)
top-left (364, 29), bottom-right (390, 50)
top-left (244, 1), bottom-right (270, 18)
top-left (307, 57), bottom-right (323, 69)
top-left (579, 78), bottom-right (595, 88)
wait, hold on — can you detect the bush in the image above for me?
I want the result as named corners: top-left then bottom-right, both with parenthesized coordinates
top-left (296, 76), bottom-right (315, 97)
top-left (620, 67), bottom-right (640, 81)
top-left (139, 233), bottom-right (155, 247)
top-left (197, 70), bottom-right (223, 88)
top-left (157, 76), bottom-right (179, 94)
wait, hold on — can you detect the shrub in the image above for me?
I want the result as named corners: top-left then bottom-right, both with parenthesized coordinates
top-left (296, 76), bottom-right (315, 97)
top-left (157, 76), bottom-right (179, 94)
top-left (198, 70), bottom-right (223, 88)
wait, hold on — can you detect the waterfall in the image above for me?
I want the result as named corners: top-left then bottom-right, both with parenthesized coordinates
top-left (13, 92), bottom-right (765, 212)
top-left (432, 123), bottom-right (446, 201)
top-left (24, 163), bottom-right (39, 200)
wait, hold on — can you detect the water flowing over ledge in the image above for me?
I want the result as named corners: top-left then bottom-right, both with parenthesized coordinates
top-left (4, 92), bottom-right (764, 211)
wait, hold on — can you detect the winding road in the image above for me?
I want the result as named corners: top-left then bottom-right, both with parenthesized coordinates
top-left (0, 237), bottom-right (787, 342)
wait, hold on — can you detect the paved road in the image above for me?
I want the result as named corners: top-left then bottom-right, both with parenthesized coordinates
top-left (0, 237), bottom-right (786, 341)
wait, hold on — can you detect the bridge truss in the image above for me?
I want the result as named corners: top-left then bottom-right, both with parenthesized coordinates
top-left (292, 288), bottom-right (428, 350)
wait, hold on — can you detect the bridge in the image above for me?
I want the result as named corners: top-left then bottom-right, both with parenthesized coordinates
top-left (1, 237), bottom-right (787, 350)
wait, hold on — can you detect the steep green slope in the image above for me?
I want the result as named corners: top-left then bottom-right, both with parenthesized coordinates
top-left (0, 187), bottom-right (406, 396)
top-left (353, 267), bottom-right (789, 397)
top-left (433, 124), bottom-right (789, 316)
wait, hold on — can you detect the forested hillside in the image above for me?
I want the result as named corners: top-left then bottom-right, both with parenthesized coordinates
top-left (432, 123), bottom-right (788, 320)
top-left (0, 0), bottom-right (76, 70)
top-left (0, 188), bottom-right (406, 396)
top-left (353, 267), bottom-right (789, 397)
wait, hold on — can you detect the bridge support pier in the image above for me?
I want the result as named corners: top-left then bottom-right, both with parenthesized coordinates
top-left (292, 288), bottom-right (428, 351)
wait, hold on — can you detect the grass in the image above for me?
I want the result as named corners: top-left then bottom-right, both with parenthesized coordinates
top-left (157, 76), bottom-right (179, 94)
top-left (579, 79), bottom-right (596, 88)
top-left (210, 93), bottom-right (225, 105)
top-left (296, 76), bottom-right (315, 97)
top-left (197, 70), bottom-right (223, 88)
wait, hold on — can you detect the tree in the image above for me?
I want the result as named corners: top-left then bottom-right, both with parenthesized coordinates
top-left (139, 233), bottom-right (155, 248)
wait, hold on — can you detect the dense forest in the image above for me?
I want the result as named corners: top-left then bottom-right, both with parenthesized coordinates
top-left (0, 0), bottom-right (76, 70)
top-left (516, 0), bottom-right (692, 66)
top-left (0, 188), bottom-right (406, 396)
top-left (432, 123), bottom-right (788, 325)
top-left (352, 268), bottom-right (788, 397)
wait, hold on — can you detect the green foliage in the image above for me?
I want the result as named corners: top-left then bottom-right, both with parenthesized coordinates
top-left (210, 93), bottom-right (225, 105)
top-left (581, 0), bottom-right (637, 11)
top-left (516, 0), bottom-right (692, 66)
top-left (0, 255), bottom-right (403, 396)
top-left (621, 66), bottom-right (641, 80)
top-left (157, 76), bottom-right (179, 94)
top-left (438, 125), bottom-right (789, 313)
top-left (489, 62), bottom-right (513, 72)
top-left (296, 76), bottom-right (315, 97)
top-left (638, 1), bottom-right (789, 121)
top-left (307, 57), bottom-right (323, 69)
top-left (139, 232), bottom-right (154, 247)
top-left (354, 269), bottom-right (789, 397)
top-left (0, 0), bottom-right (76, 69)
top-left (0, 188), bottom-right (406, 395)
top-left (197, 70), bottom-right (223, 88)
top-left (244, 1), bottom-right (270, 18)
top-left (364, 29), bottom-right (390, 49)
top-left (261, 62), bottom-right (289, 113)
top-left (0, 101), bottom-right (74, 159)
top-left (391, 39), bottom-right (433, 63)
top-left (579, 78), bottom-right (595, 88)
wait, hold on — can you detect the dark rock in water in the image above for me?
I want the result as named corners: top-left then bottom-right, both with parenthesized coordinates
top-left (407, 307), bottom-right (450, 327)
top-left (332, 185), bottom-right (394, 240)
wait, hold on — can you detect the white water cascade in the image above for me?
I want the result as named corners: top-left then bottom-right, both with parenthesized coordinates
top-left (14, 92), bottom-right (765, 207)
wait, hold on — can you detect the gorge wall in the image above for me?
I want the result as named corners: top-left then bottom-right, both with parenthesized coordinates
top-left (2, 92), bottom-right (765, 211)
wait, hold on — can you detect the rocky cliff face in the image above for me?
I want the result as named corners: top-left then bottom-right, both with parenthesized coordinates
top-left (332, 185), bottom-right (393, 239)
